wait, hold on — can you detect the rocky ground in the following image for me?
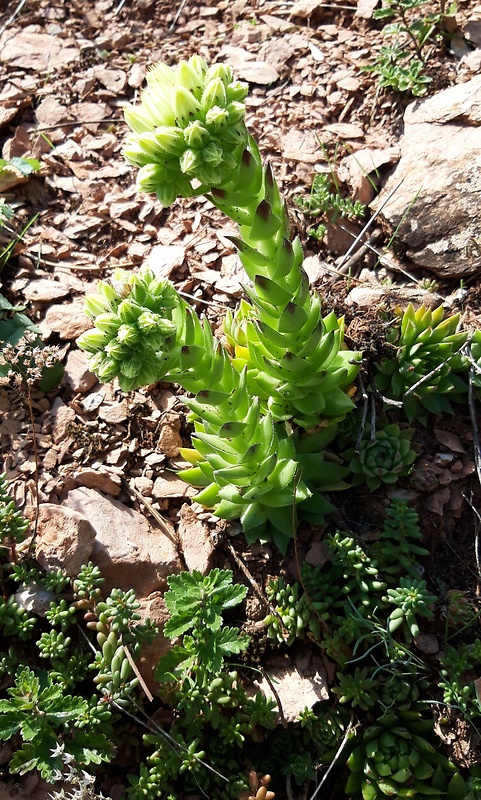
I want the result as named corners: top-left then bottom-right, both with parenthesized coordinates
top-left (1, 0), bottom-right (481, 797)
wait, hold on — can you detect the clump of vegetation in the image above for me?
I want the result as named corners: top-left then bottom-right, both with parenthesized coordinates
top-left (363, 0), bottom-right (456, 95)
top-left (294, 172), bottom-right (366, 241)
top-left (2, 55), bottom-right (481, 800)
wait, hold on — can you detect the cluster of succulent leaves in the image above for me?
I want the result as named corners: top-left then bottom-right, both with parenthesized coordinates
top-left (128, 569), bottom-right (280, 800)
top-left (263, 498), bottom-right (481, 799)
top-left (363, 0), bottom-right (457, 96)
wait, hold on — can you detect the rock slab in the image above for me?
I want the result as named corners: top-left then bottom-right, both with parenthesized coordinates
top-left (64, 487), bottom-right (182, 595)
top-left (372, 76), bottom-right (481, 278)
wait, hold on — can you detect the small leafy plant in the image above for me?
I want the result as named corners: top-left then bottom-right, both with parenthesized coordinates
top-left (363, 0), bottom-right (456, 95)
top-left (294, 172), bottom-right (366, 241)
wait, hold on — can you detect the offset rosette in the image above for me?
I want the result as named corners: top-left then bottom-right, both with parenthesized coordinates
top-left (123, 56), bottom-right (249, 205)
top-left (345, 710), bottom-right (458, 800)
top-left (374, 304), bottom-right (468, 420)
top-left (345, 422), bottom-right (417, 491)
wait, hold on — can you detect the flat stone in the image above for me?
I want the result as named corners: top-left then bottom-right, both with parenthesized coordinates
top-left (136, 592), bottom-right (172, 693)
top-left (23, 279), bottom-right (70, 302)
top-left (42, 301), bottom-right (92, 339)
top-left (64, 487), bottom-right (182, 595)
top-left (152, 473), bottom-right (197, 499)
top-left (50, 397), bottom-right (76, 443)
top-left (62, 349), bottom-right (97, 393)
top-left (74, 468), bottom-right (122, 497)
top-left (31, 503), bottom-right (96, 577)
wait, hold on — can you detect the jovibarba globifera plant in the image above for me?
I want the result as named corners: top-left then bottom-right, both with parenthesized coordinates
top-left (374, 303), bottom-right (468, 421)
top-left (78, 55), bottom-right (362, 552)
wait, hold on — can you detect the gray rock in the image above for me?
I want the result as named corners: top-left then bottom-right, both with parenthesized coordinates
top-left (371, 76), bottom-right (481, 278)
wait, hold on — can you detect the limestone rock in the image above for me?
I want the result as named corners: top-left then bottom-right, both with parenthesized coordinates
top-left (338, 146), bottom-right (400, 205)
top-left (50, 397), bottom-right (76, 443)
top-left (41, 301), bottom-right (92, 339)
top-left (371, 76), bottom-right (481, 277)
top-left (32, 503), bottom-right (96, 577)
top-left (346, 285), bottom-right (442, 309)
top-left (177, 504), bottom-right (215, 575)
top-left (23, 279), bottom-right (70, 303)
top-left (62, 349), bottom-right (97, 393)
top-left (64, 487), bottom-right (182, 595)
top-left (74, 468), bottom-right (122, 497)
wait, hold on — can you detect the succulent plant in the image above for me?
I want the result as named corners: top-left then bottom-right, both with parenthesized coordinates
top-left (346, 422), bottom-right (417, 491)
top-left (0, 471), bottom-right (29, 548)
top-left (384, 577), bottom-right (437, 641)
top-left (123, 57), bottom-right (249, 204)
top-left (121, 56), bottom-right (361, 429)
top-left (374, 304), bottom-right (468, 420)
top-left (332, 666), bottom-right (378, 711)
top-left (264, 577), bottom-right (310, 645)
top-left (78, 268), bottom-right (311, 550)
top-left (345, 709), bottom-right (459, 800)
top-left (371, 499), bottom-right (429, 582)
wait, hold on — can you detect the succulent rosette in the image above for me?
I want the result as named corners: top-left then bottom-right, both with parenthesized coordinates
top-left (346, 710), bottom-right (459, 800)
top-left (123, 56), bottom-right (249, 205)
top-left (346, 422), bottom-right (417, 490)
top-left (374, 304), bottom-right (468, 420)
top-left (384, 577), bottom-right (436, 641)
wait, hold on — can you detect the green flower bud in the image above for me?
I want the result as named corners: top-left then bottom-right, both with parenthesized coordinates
top-left (205, 62), bottom-right (234, 86)
top-left (205, 105), bottom-right (229, 128)
top-left (105, 340), bottom-right (130, 360)
top-left (226, 101), bottom-right (246, 125)
top-left (96, 356), bottom-right (121, 382)
top-left (173, 86), bottom-right (201, 126)
top-left (225, 79), bottom-right (249, 103)
top-left (77, 329), bottom-right (110, 352)
top-left (154, 126), bottom-right (186, 156)
top-left (93, 313), bottom-right (121, 336)
top-left (137, 163), bottom-right (167, 193)
top-left (202, 142), bottom-right (223, 166)
top-left (180, 148), bottom-right (202, 175)
top-left (116, 324), bottom-right (139, 346)
top-left (123, 106), bottom-right (157, 134)
top-left (183, 120), bottom-right (210, 149)
top-left (147, 61), bottom-right (176, 89)
top-left (120, 357), bottom-right (141, 379)
top-left (136, 131), bottom-right (165, 160)
top-left (123, 135), bottom-right (156, 167)
top-left (176, 58), bottom-right (205, 94)
top-left (137, 312), bottom-right (176, 338)
top-left (201, 78), bottom-right (227, 111)
top-left (118, 300), bottom-right (143, 325)
top-left (83, 295), bottom-right (112, 318)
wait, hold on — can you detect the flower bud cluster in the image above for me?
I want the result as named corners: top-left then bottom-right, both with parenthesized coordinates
top-left (123, 56), bottom-right (249, 205)
top-left (78, 267), bottom-right (186, 391)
